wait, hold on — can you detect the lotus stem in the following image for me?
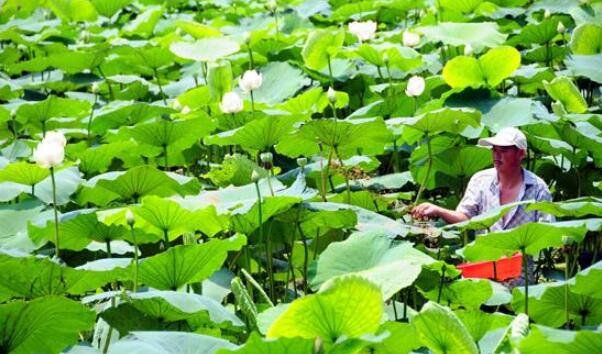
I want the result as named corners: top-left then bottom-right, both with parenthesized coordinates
top-left (163, 144), bottom-right (168, 171)
top-left (105, 239), bottom-right (112, 258)
top-left (392, 296), bottom-right (399, 320)
top-left (250, 90), bottom-right (256, 119)
top-left (327, 54), bottom-right (334, 87)
top-left (333, 146), bottom-right (351, 204)
top-left (437, 264), bottom-right (446, 303)
top-left (130, 225), bottom-right (139, 292)
top-left (97, 67), bottom-right (114, 100)
top-left (87, 93), bottom-right (98, 145)
top-left (247, 44), bottom-right (255, 70)
top-left (50, 167), bottom-right (60, 259)
top-left (564, 251), bottom-right (570, 329)
top-left (267, 167), bottom-right (274, 197)
top-left (153, 68), bottom-right (167, 105)
top-left (521, 246), bottom-right (529, 316)
top-left (163, 229), bottom-right (169, 249)
top-left (376, 65), bottom-right (384, 80)
top-left (255, 181), bottom-right (274, 302)
top-left (413, 134), bottom-right (432, 205)
top-left (385, 61), bottom-right (394, 97)
top-left (297, 223), bottom-right (309, 294)
top-left (402, 287), bottom-right (409, 322)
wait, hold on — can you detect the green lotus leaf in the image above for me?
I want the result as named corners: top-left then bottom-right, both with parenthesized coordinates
top-left (443, 46), bottom-right (521, 88)
top-left (218, 331), bottom-right (313, 353)
top-left (79, 166), bottom-right (199, 204)
top-left (512, 280), bottom-right (602, 327)
top-left (301, 28), bottom-right (344, 71)
top-left (90, 0), bottom-right (132, 18)
top-left (34, 166), bottom-right (83, 206)
top-left (46, 49), bottom-right (105, 74)
top-left (463, 220), bottom-right (595, 261)
top-left (565, 54), bottom-right (602, 84)
top-left (47, 0), bottom-right (97, 22)
top-left (276, 117), bottom-right (392, 159)
top-left (109, 332), bottom-right (237, 354)
top-left (572, 261), bottom-right (602, 299)
top-left (365, 321), bottom-right (421, 354)
top-left (138, 234), bottom-right (246, 290)
top-left (570, 23), bottom-right (602, 55)
top-left (16, 95), bottom-right (91, 129)
top-left (207, 60), bottom-right (232, 102)
top-left (204, 154), bottom-right (267, 187)
top-left (422, 278), bottom-right (511, 308)
top-left (73, 140), bottom-right (141, 175)
top-left (310, 230), bottom-right (433, 300)
top-left (412, 301), bottom-right (479, 354)
top-left (205, 115), bottom-right (306, 153)
top-left (0, 204), bottom-right (46, 251)
top-left (446, 201), bottom-right (532, 232)
top-left (117, 45), bottom-right (176, 71)
top-left (134, 195), bottom-right (198, 242)
top-left (91, 101), bottom-right (175, 136)
top-left (508, 18), bottom-right (563, 46)
top-left (519, 325), bottom-right (602, 354)
top-left (175, 19), bottom-right (222, 39)
top-left (0, 253), bottom-right (126, 299)
top-left (0, 161), bottom-right (49, 186)
top-left (417, 22), bottom-right (506, 52)
top-left (543, 76), bottom-right (588, 114)
top-left (334, 172), bottom-right (414, 192)
top-left (433, 145), bottom-right (492, 179)
top-left (0, 182), bottom-right (29, 202)
top-left (121, 5), bottom-right (162, 38)
top-left (397, 107), bottom-right (481, 135)
top-left (527, 197), bottom-right (602, 217)
top-left (231, 196), bottom-right (301, 235)
top-left (480, 97), bottom-right (542, 131)
top-left (0, 296), bottom-right (95, 354)
top-left (251, 62), bottom-right (312, 105)
top-left (267, 276), bottom-right (383, 341)
top-left (170, 38), bottom-right (241, 62)
top-left (456, 310), bottom-right (513, 345)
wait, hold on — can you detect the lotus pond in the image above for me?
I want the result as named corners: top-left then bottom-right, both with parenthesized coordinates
top-left (0, 0), bottom-right (601, 353)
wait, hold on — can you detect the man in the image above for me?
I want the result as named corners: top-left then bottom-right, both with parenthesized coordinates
top-left (411, 127), bottom-right (554, 230)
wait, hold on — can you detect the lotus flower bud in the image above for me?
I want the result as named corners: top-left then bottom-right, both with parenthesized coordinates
top-left (91, 82), bottom-right (100, 94)
top-left (266, 0), bottom-right (277, 12)
top-left (220, 92), bottom-right (244, 114)
top-left (171, 99), bottom-right (182, 111)
top-left (348, 20), bottom-right (377, 41)
top-left (557, 22), bottom-right (565, 33)
top-left (405, 75), bottom-right (425, 97)
top-left (239, 70), bottom-right (263, 93)
top-left (126, 209), bottom-right (135, 226)
top-left (43, 131), bottom-right (67, 147)
top-left (251, 169), bottom-right (261, 183)
top-left (383, 53), bottom-right (389, 65)
top-left (260, 152), bottom-right (273, 164)
top-left (297, 157), bottom-right (307, 167)
top-left (181, 106), bottom-right (191, 114)
top-left (464, 43), bottom-right (473, 56)
top-left (402, 31), bottom-right (420, 47)
top-left (327, 87), bottom-right (337, 104)
top-left (10, 109), bottom-right (16, 118)
top-left (544, 9), bottom-right (551, 19)
top-left (33, 141), bottom-right (65, 168)
top-left (243, 31), bottom-right (251, 44)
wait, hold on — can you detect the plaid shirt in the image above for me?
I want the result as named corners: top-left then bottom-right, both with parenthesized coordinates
top-left (456, 168), bottom-right (555, 233)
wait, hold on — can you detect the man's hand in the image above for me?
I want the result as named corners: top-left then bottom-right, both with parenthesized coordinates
top-left (411, 203), bottom-right (442, 220)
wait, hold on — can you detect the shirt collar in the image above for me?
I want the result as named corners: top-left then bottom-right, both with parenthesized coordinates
top-left (490, 168), bottom-right (534, 193)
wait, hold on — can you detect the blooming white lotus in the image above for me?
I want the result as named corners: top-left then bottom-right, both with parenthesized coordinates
top-left (348, 20), bottom-right (377, 41)
top-left (43, 131), bottom-right (67, 147)
top-left (402, 31), bottom-right (420, 47)
top-left (405, 76), bottom-right (425, 97)
top-left (239, 70), bottom-right (263, 93)
top-left (33, 141), bottom-right (65, 168)
top-left (220, 91), bottom-right (244, 113)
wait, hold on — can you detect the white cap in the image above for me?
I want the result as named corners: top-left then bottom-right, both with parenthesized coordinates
top-left (478, 127), bottom-right (527, 150)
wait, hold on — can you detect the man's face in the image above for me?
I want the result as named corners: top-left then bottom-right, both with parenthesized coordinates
top-left (492, 145), bottom-right (525, 172)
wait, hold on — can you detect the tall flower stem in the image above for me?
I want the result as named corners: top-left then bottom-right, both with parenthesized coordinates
top-left (50, 167), bottom-right (60, 259)
top-left (87, 93), bottom-right (98, 145)
top-left (333, 146), bottom-right (351, 204)
top-left (153, 68), bottom-right (167, 105)
top-left (250, 90), bottom-right (256, 119)
top-left (130, 225), bottom-right (139, 292)
top-left (521, 246), bottom-right (529, 316)
top-left (437, 264), bottom-right (446, 303)
top-left (413, 134), bottom-right (432, 205)
top-left (327, 54), bottom-right (334, 88)
top-left (255, 181), bottom-right (274, 302)
top-left (564, 250), bottom-right (570, 328)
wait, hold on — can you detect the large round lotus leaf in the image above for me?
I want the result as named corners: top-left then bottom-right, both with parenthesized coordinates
top-left (417, 22), bottom-right (506, 52)
top-left (565, 54), bottom-right (602, 84)
top-left (34, 166), bottom-right (83, 206)
top-left (301, 28), bottom-right (345, 71)
top-left (519, 325), bottom-right (602, 354)
top-left (397, 107), bottom-right (481, 135)
top-left (134, 195), bottom-right (199, 241)
top-left (543, 77), bottom-right (588, 114)
top-left (0, 161), bottom-right (49, 186)
top-left (527, 197), bottom-right (602, 217)
top-left (507, 18), bottom-right (562, 46)
top-left (267, 276), bottom-right (383, 341)
top-left (47, 0), bottom-right (98, 22)
top-left (109, 332), bottom-right (237, 354)
top-left (570, 23), bottom-right (602, 55)
top-left (170, 38), bottom-right (240, 62)
top-left (121, 5), bottom-right (162, 38)
top-left (443, 46), bottom-right (521, 88)
top-left (572, 261), bottom-right (602, 299)
top-left (218, 332), bottom-right (313, 354)
top-left (90, 0), bottom-right (132, 18)
top-left (412, 301), bottom-right (479, 354)
top-left (0, 296), bottom-right (95, 354)
top-left (251, 62), bottom-right (312, 105)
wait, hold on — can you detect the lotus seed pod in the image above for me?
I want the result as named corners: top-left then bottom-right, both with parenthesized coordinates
top-left (126, 209), bottom-right (135, 226)
top-left (251, 169), bottom-right (261, 182)
top-left (296, 157), bottom-right (307, 167)
top-left (260, 152), bottom-right (273, 164)
top-left (557, 22), bottom-right (565, 33)
top-left (327, 87), bottom-right (336, 104)
top-left (405, 75), bottom-right (425, 97)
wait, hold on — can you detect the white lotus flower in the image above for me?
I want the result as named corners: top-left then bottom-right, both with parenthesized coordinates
top-left (405, 76), bottom-right (425, 97)
top-left (251, 169), bottom-right (261, 182)
top-left (510, 313), bottom-right (530, 342)
top-left (402, 31), bottom-right (420, 47)
top-left (181, 106), bottom-right (191, 114)
top-left (239, 70), bottom-right (263, 93)
top-left (348, 20), bottom-right (377, 41)
top-left (464, 43), bottom-right (473, 56)
top-left (327, 87), bottom-right (336, 103)
top-left (171, 99), bottom-right (182, 111)
top-left (220, 91), bottom-right (244, 114)
top-left (557, 22), bottom-right (565, 33)
top-left (33, 141), bottom-right (64, 168)
top-left (544, 9), bottom-right (551, 19)
top-left (91, 82), bottom-right (100, 93)
top-left (126, 209), bottom-right (135, 226)
top-left (43, 131), bottom-right (67, 147)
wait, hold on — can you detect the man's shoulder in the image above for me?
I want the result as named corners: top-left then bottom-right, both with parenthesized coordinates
top-left (470, 168), bottom-right (497, 182)
top-left (524, 169), bottom-right (551, 192)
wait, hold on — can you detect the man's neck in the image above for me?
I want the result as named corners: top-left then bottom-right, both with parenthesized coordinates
top-left (498, 168), bottom-right (523, 187)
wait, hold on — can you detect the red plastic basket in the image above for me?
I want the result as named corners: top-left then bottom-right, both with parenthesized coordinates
top-left (457, 253), bottom-right (523, 281)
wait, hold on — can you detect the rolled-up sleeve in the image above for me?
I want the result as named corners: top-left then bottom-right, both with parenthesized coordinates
top-left (535, 184), bottom-right (556, 223)
top-left (456, 175), bottom-right (482, 219)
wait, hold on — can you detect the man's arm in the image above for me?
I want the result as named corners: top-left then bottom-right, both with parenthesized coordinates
top-left (411, 203), bottom-right (469, 224)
